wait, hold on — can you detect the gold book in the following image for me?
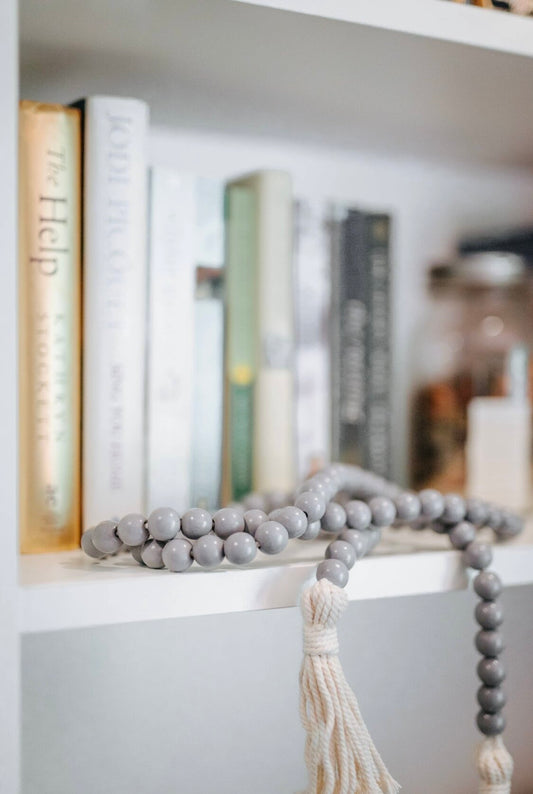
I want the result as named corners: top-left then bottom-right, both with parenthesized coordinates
top-left (19, 101), bottom-right (82, 553)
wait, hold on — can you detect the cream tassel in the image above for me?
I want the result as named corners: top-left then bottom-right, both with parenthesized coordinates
top-left (299, 579), bottom-right (400, 794)
top-left (477, 736), bottom-right (514, 794)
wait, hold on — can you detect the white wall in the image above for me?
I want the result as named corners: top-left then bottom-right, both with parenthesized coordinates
top-left (150, 127), bottom-right (533, 482)
top-left (22, 584), bottom-right (533, 794)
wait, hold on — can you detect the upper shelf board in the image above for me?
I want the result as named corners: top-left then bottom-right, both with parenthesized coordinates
top-left (19, 525), bottom-right (533, 634)
top-left (19, 0), bottom-right (533, 167)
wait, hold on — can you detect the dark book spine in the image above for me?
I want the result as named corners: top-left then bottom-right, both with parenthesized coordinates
top-left (330, 209), bottom-right (368, 467)
top-left (364, 213), bottom-right (391, 478)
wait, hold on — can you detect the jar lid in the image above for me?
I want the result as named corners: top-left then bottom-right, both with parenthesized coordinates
top-left (430, 252), bottom-right (528, 287)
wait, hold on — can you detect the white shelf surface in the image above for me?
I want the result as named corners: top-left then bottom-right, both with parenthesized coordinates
top-left (19, 0), bottom-right (533, 166)
top-left (19, 524), bottom-right (533, 634)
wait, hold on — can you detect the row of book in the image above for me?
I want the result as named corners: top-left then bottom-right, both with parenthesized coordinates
top-left (19, 96), bottom-right (391, 554)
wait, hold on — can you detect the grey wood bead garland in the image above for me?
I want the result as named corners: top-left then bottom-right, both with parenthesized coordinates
top-left (81, 462), bottom-right (523, 794)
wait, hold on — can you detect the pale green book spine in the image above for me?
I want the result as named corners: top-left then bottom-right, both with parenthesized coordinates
top-left (222, 184), bottom-right (256, 502)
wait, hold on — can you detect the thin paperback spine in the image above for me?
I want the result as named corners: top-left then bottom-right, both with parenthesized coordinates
top-left (80, 96), bottom-right (149, 528)
top-left (18, 101), bottom-right (82, 552)
top-left (146, 169), bottom-right (196, 512)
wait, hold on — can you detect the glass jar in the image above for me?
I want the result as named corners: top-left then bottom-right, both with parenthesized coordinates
top-left (409, 252), bottom-right (533, 513)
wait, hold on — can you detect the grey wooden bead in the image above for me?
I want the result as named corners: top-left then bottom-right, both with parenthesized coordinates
top-left (475, 601), bottom-right (504, 629)
top-left (255, 521), bottom-right (289, 555)
top-left (130, 545), bottom-right (145, 565)
top-left (369, 496), bottom-right (396, 527)
top-left (92, 520), bottom-right (122, 554)
top-left (326, 540), bottom-right (356, 570)
top-left (441, 493), bottom-right (466, 524)
top-left (162, 538), bottom-right (193, 572)
top-left (497, 512), bottom-right (524, 539)
top-left (449, 521), bottom-right (476, 550)
top-left (148, 507), bottom-right (180, 542)
top-left (295, 491), bottom-right (326, 521)
top-left (81, 529), bottom-right (106, 559)
top-left (465, 498), bottom-right (489, 527)
top-left (320, 502), bottom-right (347, 533)
top-left (464, 541), bottom-right (493, 570)
top-left (486, 506), bottom-right (503, 531)
top-left (477, 658), bottom-right (506, 687)
top-left (243, 509), bottom-right (268, 537)
top-left (338, 529), bottom-right (368, 559)
top-left (367, 527), bottom-right (382, 551)
top-left (117, 513), bottom-right (148, 547)
top-left (316, 558), bottom-right (349, 588)
top-left (300, 520), bottom-right (321, 540)
top-left (477, 685), bottom-right (506, 714)
top-left (419, 489), bottom-right (445, 520)
top-left (243, 493), bottom-right (267, 512)
top-left (224, 532), bottom-right (257, 565)
top-left (394, 492), bottom-right (421, 523)
top-left (345, 500), bottom-right (372, 531)
top-left (474, 571), bottom-right (503, 601)
top-left (476, 630), bottom-right (505, 657)
top-left (192, 534), bottom-right (224, 568)
top-left (213, 507), bottom-right (245, 539)
top-left (141, 539), bottom-right (165, 569)
top-left (477, 710), bottom-right (505, 736)
top-left (271, 506), bottom-right (308, 538)
top-left (181, 507), bottom-right (213, 539)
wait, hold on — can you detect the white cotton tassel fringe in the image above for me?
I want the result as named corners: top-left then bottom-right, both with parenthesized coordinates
top-left (477, 736), bottom-right (514, 794)
top-left (299, 579), bottom-right (401, 794)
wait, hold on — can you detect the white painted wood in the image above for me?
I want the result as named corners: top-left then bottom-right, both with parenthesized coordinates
top-left (19, 0), bottom-right (533, 165)
top-left (0, 0), bottom-right (20, 791)
top-left (234, 0), bottom-right (533, 57)
top-left (19, 524), bottom-right (533, 634)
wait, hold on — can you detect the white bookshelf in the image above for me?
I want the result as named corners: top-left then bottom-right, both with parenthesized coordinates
top-left (4, 1), bottom-right (533, 792)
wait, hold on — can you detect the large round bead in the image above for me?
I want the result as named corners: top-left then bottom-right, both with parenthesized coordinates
top-left (271, 506), bottom-right (308, 538)
top-left (117, 513), bottom-right (148, 547)
top-left (441, 493), bottom-right (466, 524)
top-left (339, 529), bottom-right (368, 559)
top-left (477, 686), bottom-right (506, 714)
top-left (295, 491), bottom-right (326, 522)
top-left (394, 492), bottom-right (421, 523)
top-left (320, 502), bottom-right (347, 533)
top-left (474, 571), bottom-right (502, 601)
top-left (81, 529), bottom-right (106, 559)
top-left (345, 500), bottom-right (372, 531)
top-left (130, 545), bottom-right (145, 565)
top-left (449, 521), bottom-right (476, 550)
top-left (148, 507), bottom-right (180, 542)
top-left (162, 538), bottom-right (193, 572)
top-left (419, 489), bottom-right (445, 520)
top-left (475, 630), bottom-right (504, 657)
top-left (224, 532), bottom-right (257, 565)
top-left (316, 559), bottom-right (349, 588)
top-left (141, 539), bottom-right (165, 569)
top-left (477, 658), bottom-right (506, 687)
top-left (255, 521), bottom-right (289, 555)
top-left (475, 601), bottom-right (504, 630)
top-left (477, 711), bottom-right (505, 736)
top-left (181, 508), bottom-right (213, 539)
top-left (299, 520), bottom-right (321, 540)
top-left (92, 520), bottom-right (122, 554)
top-left (243, 509), bottom-right (268, 537)
top-left (464, 541), bottom-right (493, 571)
top-left (213, 508), bottom-right (245, 539)
top-left (465, 498), bottom-right (489, 527)
top-left (326, 540), bottom-right (356, 569)
top-left (193, 534), bottom-right (224, 568)
top-left (369, 496), bottom-right (396, 527)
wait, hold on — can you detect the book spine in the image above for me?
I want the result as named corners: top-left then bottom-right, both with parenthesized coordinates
top-left (293, 198), bottom-right (331, 479)
top-left (146, 169), bottom-right (196, 512)
top-left (222, 185), bottom-right (256, 503)
top-left (81, 97), bottom-right (149, 528)
top-left (18, 101), bottom-right (82, 552)
top-left (364, 213), bottom-right (391, 477)
top-left (252, 172), bottom-right (295, 494)
top-left (330, 208), bottom-right (368, 467)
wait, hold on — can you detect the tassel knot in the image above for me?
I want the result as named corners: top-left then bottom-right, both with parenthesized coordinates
top-left (477, 736), bottom-right (513, 794)
top-left (300, 579), bottom-right (400, 794)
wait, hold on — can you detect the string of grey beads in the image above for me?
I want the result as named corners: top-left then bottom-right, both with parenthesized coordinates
top-left (81, 463), bottom-right (523, 739)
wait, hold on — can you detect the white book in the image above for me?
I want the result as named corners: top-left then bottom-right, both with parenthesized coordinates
top-left (294, 198), bottom-right (331, 479)
top-left (146, 168), bottom-right (196, 513)
top-left (81, 96), bottom-right (149, 529)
